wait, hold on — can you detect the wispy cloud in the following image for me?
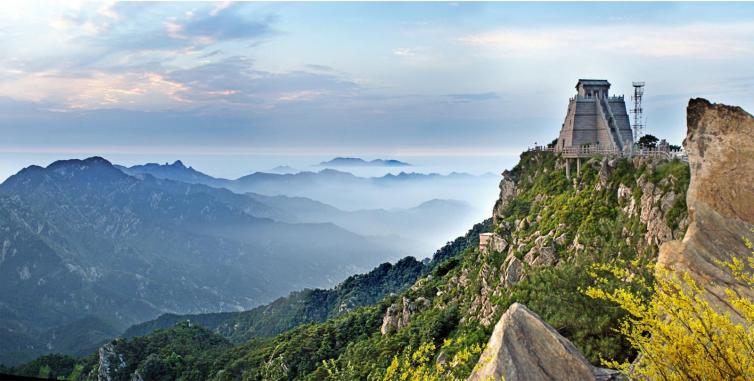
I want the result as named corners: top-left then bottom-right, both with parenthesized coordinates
top-left (392, 47), bottom-right (435, 65)
top-left (458, 22), bottom-right (754, 58)
top-left (164, 56), bottom-right (361, 107)
top-left (92, 3), bottom-right (276, 54)
top-left (0, 3), bottom-right (283, 110)
top-left (446, 92), bottom-right (500, 103)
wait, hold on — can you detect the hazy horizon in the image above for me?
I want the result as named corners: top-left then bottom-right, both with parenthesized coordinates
top-left (0, 152), bottom-right (519, 184)
top-left (4, 2), bottom-right (753, 181)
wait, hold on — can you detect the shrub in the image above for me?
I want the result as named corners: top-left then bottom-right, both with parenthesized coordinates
top-left (585, 236), bottom-right (754, 380)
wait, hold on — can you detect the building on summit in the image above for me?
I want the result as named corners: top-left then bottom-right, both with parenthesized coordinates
top-left (555, 79), bottom-right (634, 153)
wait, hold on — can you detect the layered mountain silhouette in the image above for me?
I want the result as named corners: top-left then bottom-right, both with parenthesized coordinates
top-left (0, 157), bottom-right (487, 365)
top-left (0, 157), bottom-right (401, 364)
top-left (318, 157), bottom-right (411, 167)
top-left (119, 161), bottom-right (497, 210)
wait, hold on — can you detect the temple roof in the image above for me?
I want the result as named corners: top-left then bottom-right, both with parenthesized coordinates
top-left (576, 79), bottom-right (610, 88)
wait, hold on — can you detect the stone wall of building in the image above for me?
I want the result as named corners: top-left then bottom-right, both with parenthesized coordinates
top-left (557, 79), bottom-right (634, 151)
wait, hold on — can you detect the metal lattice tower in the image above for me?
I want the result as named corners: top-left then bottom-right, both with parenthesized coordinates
top-left (631, 82), bottom-right (645, 142)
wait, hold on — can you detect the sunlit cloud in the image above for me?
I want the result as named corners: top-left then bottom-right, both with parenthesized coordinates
top-left (0, 70), bottom-right (190, 110)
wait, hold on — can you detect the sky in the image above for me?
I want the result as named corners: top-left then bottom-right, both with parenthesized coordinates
top-left (1, 1), bottom-right (754, 181)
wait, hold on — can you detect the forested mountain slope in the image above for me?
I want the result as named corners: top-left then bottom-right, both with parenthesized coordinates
top-left (123, 219), bottom-right (491, 342)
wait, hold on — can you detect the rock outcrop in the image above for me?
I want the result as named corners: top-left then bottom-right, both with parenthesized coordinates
top-left (658, 98), bottom-right (754, 318)
top-left (479, 233), bottom-right (507, 254)
top-left (468, 303), bottom-right (622, 381)
top-left (493, 170), bottom-right (516, 224)
top-left (380, 296), bottom-right (431, 334)
top-left (636, 174), bottom-right (687, 247)
top-left (97, 342), bottom-right (126, 381)
top-left (502, 254), bottom-right (524, 287)
top-left (613, 160), bottom-right (688, 250)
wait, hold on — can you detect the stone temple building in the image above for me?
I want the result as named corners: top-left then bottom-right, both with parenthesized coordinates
top-left (555, 79), bottom-right (634, 152)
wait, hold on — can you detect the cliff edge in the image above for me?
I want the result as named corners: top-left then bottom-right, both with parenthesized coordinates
top-left (658, 98), bottom-right (754, 318)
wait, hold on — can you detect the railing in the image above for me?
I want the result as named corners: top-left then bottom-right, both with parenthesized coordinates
top-left (528, 145), bottom-right (687, 162)
top-left (568, 95), bottom-right (625, 102)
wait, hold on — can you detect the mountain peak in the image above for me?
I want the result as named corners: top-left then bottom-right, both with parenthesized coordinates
top-left (120, 159), bottom-right (223, 186)
top-left (319, 157), bottom-right (411, 167)
top-left (1, 156), bottom-right (124, 190)
top-left (47, 156), bottom-right (113, 170)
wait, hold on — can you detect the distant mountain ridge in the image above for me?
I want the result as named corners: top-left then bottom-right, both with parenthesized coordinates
top-left (269, 165), bottom-right (298, 173)
top-left (318, 157), bottom-right (411, 167)
top-left (114, 160), bottom-right (220, 186)
top-left (0, 157), bottom-right (400, 365)
top-left (118, 160), bottom-right (498, 210)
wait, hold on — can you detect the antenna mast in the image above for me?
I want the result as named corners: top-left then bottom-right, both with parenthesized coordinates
top-left (631, 82), bottom-right (645, 142)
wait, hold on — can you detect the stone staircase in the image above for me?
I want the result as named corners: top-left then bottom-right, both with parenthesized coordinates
top-left (596, 96), bottom-right (624, 151)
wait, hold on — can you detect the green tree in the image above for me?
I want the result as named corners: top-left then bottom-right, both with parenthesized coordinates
top-left (638, 134), bottom-right (659, 149)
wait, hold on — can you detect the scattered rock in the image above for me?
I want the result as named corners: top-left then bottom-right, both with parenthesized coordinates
top-left (524, 244), bottom-right (557, 268)
top-left (502, 254), bottom-right (524, 287)
top-left (554, 233), bottom-right (567, 246)
top-left (436, 351), bottom-right (448, 367)
top-left (468, 303), bottom-right (623, 381)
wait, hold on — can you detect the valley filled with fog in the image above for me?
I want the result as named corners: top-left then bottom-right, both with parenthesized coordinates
top-left (0, 155), bottom-right (501, 364)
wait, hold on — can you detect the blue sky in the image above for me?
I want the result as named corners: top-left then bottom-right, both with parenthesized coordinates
top-left (1, 2), bottom-right (754, 180)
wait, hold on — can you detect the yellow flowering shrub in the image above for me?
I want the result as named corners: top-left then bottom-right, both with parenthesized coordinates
top-left (585, 234), bottom-right (754, 380)
top-left (382, 338), bottom-right (484, 381)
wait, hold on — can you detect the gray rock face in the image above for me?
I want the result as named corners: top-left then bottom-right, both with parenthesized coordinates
top-left (380, 296), bottom-right (431, 335)
top-left (493, 170), bottom-right (517, 225)
top-left (97, 342), bottom-right (126, 381)
top-left (479, 233), bottom-right (508, 254)
top-left (468, 263), bottom-right (498, 327)
top-left (524, 243), bottom-right (557, 268)
top-left (637, 175), bottom-right (686, 247)
top-left (468, 303), bottom-right (622, 381)
top-left (502, 254), bottom-right (524, 287)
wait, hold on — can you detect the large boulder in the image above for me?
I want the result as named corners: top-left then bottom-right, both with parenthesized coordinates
top-left (658, 98), bottom-right (754, 319)
top-left (502, 254), bottom-right (524, 287)
top-left (468, 303), bottom-right (621, 381)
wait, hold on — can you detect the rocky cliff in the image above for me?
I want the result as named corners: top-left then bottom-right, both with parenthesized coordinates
top-left (658, 98), bottom-right (754, 318)
top-left (473, 98), bottom-right (751, 380)
top-left (462, 152), bottom-right (689, 328)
